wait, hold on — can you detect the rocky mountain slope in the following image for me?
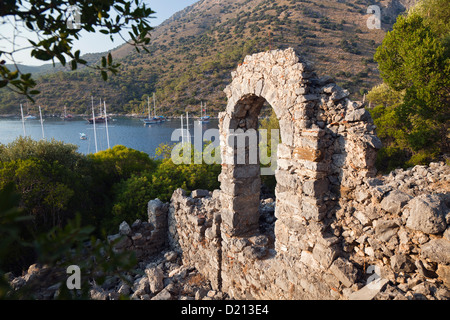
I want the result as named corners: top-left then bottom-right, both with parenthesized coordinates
top-left (0, 0), bottom-right (414, 116)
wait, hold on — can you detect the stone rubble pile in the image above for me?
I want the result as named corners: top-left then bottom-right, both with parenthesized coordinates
top-left (334, 162), bottom-right (450, 300)
top-left (89, 249), bottom-right (228, 301)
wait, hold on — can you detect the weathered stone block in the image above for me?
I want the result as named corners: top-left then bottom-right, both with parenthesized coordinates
top-left (293, 147), bottom-right (323, 162)
top-left (278, 118), bottom-right (294, 146)
top-left (302, 179), bottom-right (329, 197)
top-left (312, 243), bottom-right (339, 269)
top-left (119, 221), bottom-right (131, 236)
top-left (380, 190), bottom-right (412, 215)
top-left (276, 191), bottom-right (301, 209)
top-left (295, 136), bottom-right (320, 150)
top-left (329, 258), bottom-right (358, 288)
top-left (354, 211), bottom-right (371, 226)
top-left (374, 219), bottom-right (399, 242)
top-left (437, 264), bottom-right (450, 287)
top-left (148, 198), bottom-right (168, 229)
top-left (301, 198), bottom-right (326, 221)
top-left (275, 170), bottom-right (298, 189)
top-left (277, 143), bottom-right (292, 159)
top-left (420, 239), bottom-right (450, 264)
top-left (344, 109), bottom-right (369, 122)
top-left (191, 189), bottom-right (210, 198)
top-left (145, 265), bottom-right (164, 294)
top-left (390, 254), bottom-right (416, 273)
top-left (277, 159), bottom-right (293, 171)
top-left (232, 165), bottom-right (261, 179)
top-left (300, 250), bottom-right (320, 270)
top-left (360, 134), bottom-right (383, 150)
top-left (330, 88), bottom-right (349, 101)
top-left (220, 176), bottom-right (260, 197)
top-left (405, 194), bottom-right (448, 234)
top-left (221, 205), bottom-right (259, 236)
top-left (297, 159), bottom-right (329, 174)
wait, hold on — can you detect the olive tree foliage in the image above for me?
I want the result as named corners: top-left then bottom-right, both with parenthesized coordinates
top-left (0, 0), bottom-right (155, 100)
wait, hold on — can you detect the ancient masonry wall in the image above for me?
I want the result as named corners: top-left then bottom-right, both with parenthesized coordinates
top-left (159, 49), bottom-right (448, 300)
top-left (169, 162), bottom-right (449, 300)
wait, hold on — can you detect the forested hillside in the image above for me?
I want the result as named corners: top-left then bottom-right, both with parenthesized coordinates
top-left (0, 0), bottom-right (412, 116)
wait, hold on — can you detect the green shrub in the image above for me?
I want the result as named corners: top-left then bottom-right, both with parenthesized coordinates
top-left (108, 146), bottom-right (221, 228)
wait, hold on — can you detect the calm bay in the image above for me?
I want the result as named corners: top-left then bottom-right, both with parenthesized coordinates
top-left (0, 116), bottom-right (219, 157)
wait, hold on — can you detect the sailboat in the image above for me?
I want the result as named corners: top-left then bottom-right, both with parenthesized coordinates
top-left (23, 103), bottom-right (37, 120)
top-left (88, 98), bottom-right (108, 124)
top-left (200, 101), bottom-right (210, 123)
top-left (143, 95), bottom-right (158, 125)
top-left (62, 106), bottom-right (73, 121)
top-left (143, 93), bottom-right (165, 124)
top-left (152, 93), bottom-right (165, 123)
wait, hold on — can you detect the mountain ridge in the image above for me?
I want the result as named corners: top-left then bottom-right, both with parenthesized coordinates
top-left (0, 0), bottom-right (414, 116)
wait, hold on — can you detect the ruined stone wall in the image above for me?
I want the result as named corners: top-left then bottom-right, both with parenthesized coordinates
top-left (168, 189), bottom-right (223, 291)
top-left (108, 199), bottom-right (169, 260)
top-left (167, 49), bottom-right (450, 300)
top-left (168, 162), bottom-right (449, 300)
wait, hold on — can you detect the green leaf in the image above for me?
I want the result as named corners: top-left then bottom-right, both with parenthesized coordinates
top-left (32, 50), bottom-right (53, 61)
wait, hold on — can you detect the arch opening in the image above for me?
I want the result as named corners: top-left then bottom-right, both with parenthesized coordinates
top-left (219, 94), bottom-right (280, 242)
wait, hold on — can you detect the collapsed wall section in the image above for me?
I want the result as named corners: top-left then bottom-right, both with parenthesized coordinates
top-left (109, 198), bottom-right (169, 260)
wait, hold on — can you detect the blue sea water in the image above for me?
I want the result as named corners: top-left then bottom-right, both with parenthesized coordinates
top-left (0, 116), bottom-right (219, 157)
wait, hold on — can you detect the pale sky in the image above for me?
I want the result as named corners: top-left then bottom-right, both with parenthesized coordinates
top-left (0, 0), bottom-right (199, 66)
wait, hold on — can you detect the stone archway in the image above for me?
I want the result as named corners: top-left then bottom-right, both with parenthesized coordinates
top-left (218, 48), bottom-right (381, 254)
top-left (170, 48), bottom-right (383, 299)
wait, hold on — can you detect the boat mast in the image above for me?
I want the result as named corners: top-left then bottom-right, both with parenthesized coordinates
top-left (153, 93), bottom-right (156, 118)
top-left (186, 111), bottom-right (190, 143)
top-left (92, 96), bottom-right (98, 153)
top-left (148, 96), bottom-right (151, 120)
top-left (181, 115), bottom-right (184, 145)
top-left (39, 106), bottom-right (45, 139)
top-left (20, 104), bottom-right (26, 136)
top-left (104, 101), bottom-right (110, 149)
